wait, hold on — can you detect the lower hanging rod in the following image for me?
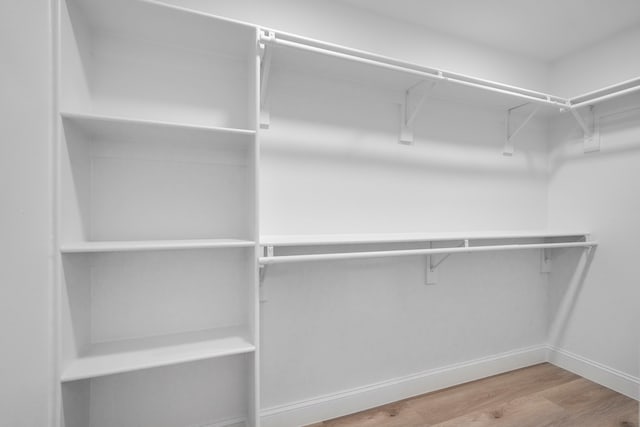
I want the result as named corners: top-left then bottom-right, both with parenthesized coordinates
top-left (259, 241), bottom-right (596, 265)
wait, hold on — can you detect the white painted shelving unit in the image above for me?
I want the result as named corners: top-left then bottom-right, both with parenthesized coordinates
top-left (57, 0), bottom-right (260, 426)
top-left (54, 1), bottom-right (639, 426)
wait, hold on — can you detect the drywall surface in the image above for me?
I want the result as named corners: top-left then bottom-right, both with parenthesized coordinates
top-left (550, 26), bottom-right (640, 97)
top-left (258, 66), bottom-right (550, 413)
top-left (547, 93), bottom-right (640, 390)
top-left (158, 0), bottom-right (550, 92)
top-left (0, 0), bottom-right (54, 426)
top-left (261, 72), bottom-right (549, 235)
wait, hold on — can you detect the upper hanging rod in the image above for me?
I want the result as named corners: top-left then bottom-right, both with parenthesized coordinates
top-left (260, 35), bottom-right (569, 109)
top-left (259, 241), bottom-right (596, 265)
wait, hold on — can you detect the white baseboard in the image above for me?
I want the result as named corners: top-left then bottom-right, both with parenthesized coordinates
top-left (260, 345), bottom-right (547, 427)
top-left (546, 346), bottom-right (639, 400)
top-left (202, 417), bottom-right (246, 427)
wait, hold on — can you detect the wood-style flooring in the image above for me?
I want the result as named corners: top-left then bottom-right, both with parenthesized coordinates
top-left (307, 363), bottom-right (638, 427)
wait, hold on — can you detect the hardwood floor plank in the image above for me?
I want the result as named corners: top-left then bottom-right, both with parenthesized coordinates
top-left (403, 363), bottom-right (577, 424)
top-left (308, 401), bottom-right (427, 427)
top-left (430, 395), bottom-right (567, 427)
top-left (537, 377), bottom-right (620, 412)
top-left (537, 391), bottom-right (638, 427)
top-left (306, 363), bottom-right (639, 427)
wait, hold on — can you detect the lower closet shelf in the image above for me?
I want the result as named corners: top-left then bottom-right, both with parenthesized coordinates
top-left (61, 325), bottom-right (254, 382)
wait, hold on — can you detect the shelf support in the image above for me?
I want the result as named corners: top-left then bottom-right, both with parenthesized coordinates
top-left (400, 80), bottom-right (437, 144)
top-left (504, 103), bottom-right (540, 156)
top-left (259, 31), bottom-right (275, 129)
top-left (259, 245), bottom-right (274, 302)
top-left (425, 242), bottom-right (437, 285)
top-left (540, 248), bottom-right (552, 273)
top-left (425, 240), bottom-right (468, 285)
top-left (569, 105), bottom-right (600, 153)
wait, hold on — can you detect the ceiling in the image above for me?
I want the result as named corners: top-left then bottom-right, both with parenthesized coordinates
top-left (338, 0), bottom-right (640, 62)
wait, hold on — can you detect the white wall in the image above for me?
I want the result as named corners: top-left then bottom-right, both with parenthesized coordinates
top-left (0, 0), bottom-right (54, 426)
top-left (550, 26), bottom-right (640, 97)
top-left (257, 59), bottom-right (551, 422)
top-left (159, 0), bottom-right (550, 92)
top-left (547, 93), bottom-right (640, 394)
top-left (547, 27), bottom-right (640, 397)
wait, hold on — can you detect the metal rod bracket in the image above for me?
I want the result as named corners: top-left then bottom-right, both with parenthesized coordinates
top-left (570, 105), bottom-right (600, 153)
top-left (425, 255), bottom-right (438, 285)
top-left (425, 240), bottom-right (468, 285)
top-left (540, 248), bottom-right (552, 273)
top-left (400, 81), bottom-right (436, 144)
top-left (504, 103), bottom-right (540, 156)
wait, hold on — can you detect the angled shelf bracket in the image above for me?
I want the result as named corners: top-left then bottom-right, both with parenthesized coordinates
top-left (569, 105), bottom-right (600, 153)
top-left (503, 103), bottom-right (540, 156)
top-left (426, 240), bottom-right (468, 285)
top-left (259, 245), bottom-right (274, 302)
top-left (400, 80), bottom-right (438, 144)
top-left (259, 30), bottom-right (275, 129)
top-left (540, 248), bottom-right (552, 273)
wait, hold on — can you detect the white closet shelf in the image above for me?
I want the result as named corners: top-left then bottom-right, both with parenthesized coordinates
top-left (259, 231), bottom-right (596, 265)
top-left (60, 239), bottom-right (255, 253)
top-left (61, 112), bottom-right (256, 139)
top-left (261, 230), bottom-right (591, 247)
top-left (61, 325), bottom-right (255, 382)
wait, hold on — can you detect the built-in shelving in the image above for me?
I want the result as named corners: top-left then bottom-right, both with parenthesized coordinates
top-left (58, 1), bottom-right (260, 426)
top-left (61, 325), bottom-right (254, 382)
top-left (60, 109), bottom-right (254, 242)
top-left (61, 238), bottom-right (256, 253)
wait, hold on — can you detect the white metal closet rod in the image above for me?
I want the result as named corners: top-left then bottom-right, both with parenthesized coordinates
top-left (259, 241), bottom-right (597, 265)
top-left (262, 37), bottom-right (568, 108)
top-left (571, 84), bottom-right (640, 109)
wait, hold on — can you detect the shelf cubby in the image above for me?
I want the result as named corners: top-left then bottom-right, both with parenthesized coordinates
top-left (62, 355), bottom-right (252, 427)
top-left (61, 248), bottom-right (254, 376)
top-left (60, 112), bottom-right (255, 243)
top-left (60, 0), bottom-right (257, 128)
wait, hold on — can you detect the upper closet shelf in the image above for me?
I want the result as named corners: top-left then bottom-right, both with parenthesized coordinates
top-left (257, 30), bottom-right (640, 150)
top-left (61, 239), bottom-right (255, 254)
top-left (259, 31), bottom-right (640, 112)
top-left (259, 32), bottom-right (567, 111)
